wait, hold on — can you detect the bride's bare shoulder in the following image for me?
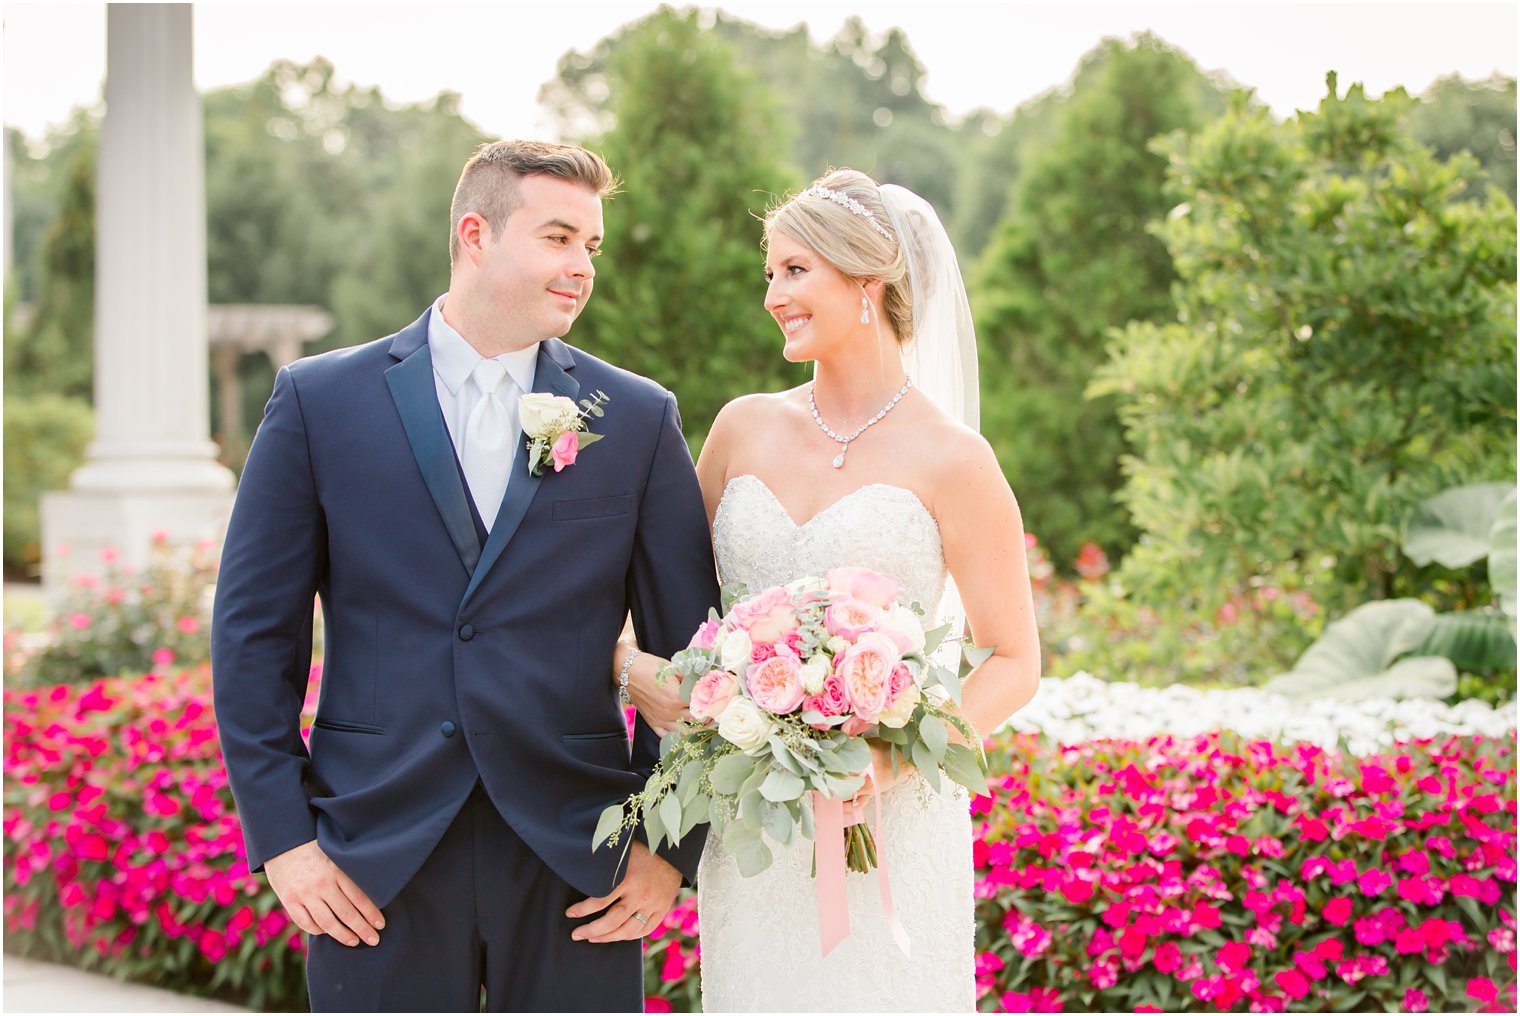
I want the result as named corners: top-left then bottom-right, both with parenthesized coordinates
top-left (710, 387), bottom-right (808, 435)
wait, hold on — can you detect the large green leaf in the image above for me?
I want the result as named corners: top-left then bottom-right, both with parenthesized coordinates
top-left (1403, 482), bottom-right (1515, 568)
top-left (1415, 610), bottom-right (1518, 672)
top-left (1266, 599), bottom-right (1455, 700)
top-left (1489, 490), bottom-right (1517, 617)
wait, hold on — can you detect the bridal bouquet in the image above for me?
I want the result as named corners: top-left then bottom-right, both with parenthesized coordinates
top-left (594, 567), bottom-right (991, 880)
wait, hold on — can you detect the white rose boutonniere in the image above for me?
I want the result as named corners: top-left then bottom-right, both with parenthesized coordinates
top-left (518, 389), bottom-right (610, 476)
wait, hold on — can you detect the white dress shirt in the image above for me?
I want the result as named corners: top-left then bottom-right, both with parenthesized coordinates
top-left (427, 294), bottom-right (540, 463)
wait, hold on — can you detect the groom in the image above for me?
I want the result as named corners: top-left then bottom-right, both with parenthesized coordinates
top-left (212, 140), bottom-right (719, 1011)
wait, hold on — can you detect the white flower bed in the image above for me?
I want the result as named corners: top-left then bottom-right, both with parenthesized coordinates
top-left (1004, 672), bottom-right (1518, 756)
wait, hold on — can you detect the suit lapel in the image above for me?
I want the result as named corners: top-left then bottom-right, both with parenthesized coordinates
top-left (461, 339), bottom-right (580, 606)
top-left (384, 312), bottom-right (482, 576)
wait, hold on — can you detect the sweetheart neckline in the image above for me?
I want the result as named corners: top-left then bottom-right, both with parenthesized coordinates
top-left (717, 473), bottom-right (939, 532)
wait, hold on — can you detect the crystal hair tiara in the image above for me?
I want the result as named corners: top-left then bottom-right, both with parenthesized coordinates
top-left (799, 186), bottom-right (895, 242)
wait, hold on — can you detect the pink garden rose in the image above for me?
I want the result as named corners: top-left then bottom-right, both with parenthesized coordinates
top-left (730, 586), bottom-right (799, 645)
top-left (823, 566), bottom-right (902, 608)
top-left (823, 598), bottom-right (880, 641)
top-left (551, 431), bottom-right (579, 471)
top-left (836, 632), bottom-right (900, 720)
top-left (688, 670), bottom-right (737, 723)
top-left (688, 619), bottom-right (721, 650)
top-left (746, 651), bottom-right (805, 715)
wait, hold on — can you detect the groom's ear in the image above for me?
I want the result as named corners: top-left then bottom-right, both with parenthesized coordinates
top-left (456, 212), bottom-right (489, 264)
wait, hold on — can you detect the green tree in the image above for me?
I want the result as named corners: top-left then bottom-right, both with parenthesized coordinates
top-left (5, 144), bottom-right (96, 400)
top-left (565, 8), bottom-right (800, 447)
top-left (543, 10), bottom-right (966, 235)
top-left (1092, 76), bottom-right (1518, 614)
top-left (1406, 73), bottom-right (1517, 202)
top-left (973, 34), bottom-right (1230, 569)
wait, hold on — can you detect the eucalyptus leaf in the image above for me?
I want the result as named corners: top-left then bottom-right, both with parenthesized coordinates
top-left (676, 760), bottom-right (702, 803)
top-left (768, 735), bottom-right (805, 776)
top-left (643, 803), bottom-right (667, 854)
top-left (919, 714), bottom-right (949, 763)
top-left (833, 737), bottom-right (872, 774)
top-left (799, 797), bottom-right (816, 840)
top-left (912, 741), bottom-right (942, 790)
top-left (761, 801), bottom-right (795, 845)
top-left (710, 752), bottom-right (755, 796)
top-left (740, 789), bottom-right (765, 831)
top-left (921, 622), bottom-right (951, 656)
top-left (658, 793), bottom-right (684, 846)
top-left (942, 742), bottom-right (991, 796)
top-left (963, 643), bottom-right (997, 669)
top-left (733, 835), bottom-right (773, 878)
top-left (935, 664), bottom-right (963, 704)
top-left (578, 431), bottom-right (605, 447)
top-left (759, 768), bottom-right (806, 802)
top-left (593, 803), bottom-right (625, 850)
top-left (680, 793), bottom-right (710, 839)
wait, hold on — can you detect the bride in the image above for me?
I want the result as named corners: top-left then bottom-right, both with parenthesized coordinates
top-left (620, 169), bottom-right (1040, 1011)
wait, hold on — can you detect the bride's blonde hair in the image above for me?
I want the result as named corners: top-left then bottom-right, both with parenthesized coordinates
top-left (764, 169), bottom-right (913, 345)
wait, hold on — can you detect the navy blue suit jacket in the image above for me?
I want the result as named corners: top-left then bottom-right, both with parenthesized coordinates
top-left (212, 309), bottom-right (719, 908)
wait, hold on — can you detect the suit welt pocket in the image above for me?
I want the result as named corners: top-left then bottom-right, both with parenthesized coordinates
top-left (552, 495), bottom-right (632, 522)
top-left (312, 718), bottom-right (385, 735)
top-left (561, 729), bottom-right (631, 742)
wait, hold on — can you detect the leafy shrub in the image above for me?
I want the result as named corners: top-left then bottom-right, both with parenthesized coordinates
top-left (14, 537), bottom-right (217, 687)
top-left (1041, 569), bottom-right (1327, 689)
top-left (2, 394), bottom-right (92, 576)
top-left (1093, 77), bottom-right (1517, 615)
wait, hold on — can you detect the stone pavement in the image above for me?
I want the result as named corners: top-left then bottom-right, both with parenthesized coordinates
top-left (2, 956), bottom-right (247, 1013)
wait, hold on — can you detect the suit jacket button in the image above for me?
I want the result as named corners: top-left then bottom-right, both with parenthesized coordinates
top-left (440, 721), bottom-right (457, 738)
top-left (458, 624), bottom-right (475, 641)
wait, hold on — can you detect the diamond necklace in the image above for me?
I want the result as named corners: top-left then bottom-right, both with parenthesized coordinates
top-left (808, 378), bottom-right (913, 469)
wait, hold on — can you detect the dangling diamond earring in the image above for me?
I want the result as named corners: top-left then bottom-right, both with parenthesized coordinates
top-left (860, 294), bottom-right (871, 324)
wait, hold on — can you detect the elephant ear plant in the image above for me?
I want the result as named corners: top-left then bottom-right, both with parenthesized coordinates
top-left (1268, 483), bottom-right (1517, 701)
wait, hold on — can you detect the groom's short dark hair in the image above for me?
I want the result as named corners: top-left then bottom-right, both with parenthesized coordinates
top-left (449, 140), bottom-right (619, 266)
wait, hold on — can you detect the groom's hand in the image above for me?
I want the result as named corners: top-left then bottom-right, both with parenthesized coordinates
top-left (566, 840), bottom-right (681, 943)
top-left (265, 839), bottom-right (385, 947)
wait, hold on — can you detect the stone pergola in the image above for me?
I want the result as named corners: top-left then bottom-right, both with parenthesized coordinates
top-left (209, 304), bottom-right (334, 448)
top-left (42, 4), bottom-right (234, 591)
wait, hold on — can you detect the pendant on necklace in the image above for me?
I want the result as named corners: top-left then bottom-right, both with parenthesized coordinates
top-left (832, 445), bottom-right (847, 469)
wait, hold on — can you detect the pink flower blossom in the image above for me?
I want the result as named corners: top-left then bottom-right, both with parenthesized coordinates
top-left (689, 671), bottom-right (737, 723)
top-left (745, 652), bottom-right (805, 715)
top-left (550, 430), bottom-right (579, 471)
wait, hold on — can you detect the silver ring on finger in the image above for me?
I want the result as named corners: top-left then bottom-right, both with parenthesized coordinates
top-left (633, 911), bottom-right (649, 925)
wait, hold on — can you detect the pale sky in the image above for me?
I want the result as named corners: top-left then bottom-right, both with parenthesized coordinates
top-left (3, 1), bottom-right (1516, 145)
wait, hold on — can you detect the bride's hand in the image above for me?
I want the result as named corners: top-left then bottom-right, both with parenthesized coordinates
top-left (616, 644), bottom-right (691, 736)
top-left (851, 739), bottom-right (916, 811)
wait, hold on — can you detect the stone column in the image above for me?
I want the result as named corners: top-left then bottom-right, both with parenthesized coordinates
top-left (41, 4), bottom-right (235, 592)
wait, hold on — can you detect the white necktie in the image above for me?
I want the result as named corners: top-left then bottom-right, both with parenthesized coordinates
top-left (462, 359), bottom-right (517, 530)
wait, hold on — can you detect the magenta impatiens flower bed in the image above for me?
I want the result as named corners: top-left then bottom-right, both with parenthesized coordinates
top-left (4, 668), bottom-right (1515, 1012)
top-left (971, 731), bottom-right (1517, 1013)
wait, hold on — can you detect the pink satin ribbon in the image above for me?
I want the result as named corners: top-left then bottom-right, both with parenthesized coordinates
top-left (813, 766), bottom-right (912, 958)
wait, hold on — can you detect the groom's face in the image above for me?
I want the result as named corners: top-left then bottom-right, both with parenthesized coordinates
top-left (478, 174), bottom-right (604, 343)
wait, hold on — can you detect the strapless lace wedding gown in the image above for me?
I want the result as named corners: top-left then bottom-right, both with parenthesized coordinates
top-left (698, 474), bottom-right (975, 1012)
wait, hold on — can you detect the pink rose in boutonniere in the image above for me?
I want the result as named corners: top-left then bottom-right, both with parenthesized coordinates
top-left (550, 431), bottom-right (579, 471)
top-left (519, 389), bottom-right (609, 477)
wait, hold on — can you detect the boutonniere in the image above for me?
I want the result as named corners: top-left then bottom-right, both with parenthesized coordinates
top-left (519, 390), bottom-right (610, 476)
